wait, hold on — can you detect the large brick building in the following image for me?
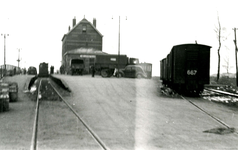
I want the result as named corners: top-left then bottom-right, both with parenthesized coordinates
top-left (61, 17), bottom-right (106, 74)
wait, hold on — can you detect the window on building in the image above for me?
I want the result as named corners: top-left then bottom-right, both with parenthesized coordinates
top-left (82, 25), bottom-right (86, 33)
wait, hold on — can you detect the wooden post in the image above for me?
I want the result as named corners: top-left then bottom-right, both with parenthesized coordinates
top-left (233, 28), bottom-right (238, 86)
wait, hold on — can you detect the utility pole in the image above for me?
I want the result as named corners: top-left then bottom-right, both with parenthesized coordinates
top-left (112, 16), bottom-right (127, 77)
top-left (17, 48), bottom-right (21, 69)
top-left (118, 16), bottom-right (120, 78)
top-left (1, 33), bottom-right (9, 76)
top-left (233, 28), bottom-right (238, 86)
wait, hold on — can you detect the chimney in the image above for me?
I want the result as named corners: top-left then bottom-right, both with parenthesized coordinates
top-left (73, 17), bottom-right (76, 27)
top-left (68, 26), bottom-right (71, 31)
top-left (93, 18), bottom-right (96, 28)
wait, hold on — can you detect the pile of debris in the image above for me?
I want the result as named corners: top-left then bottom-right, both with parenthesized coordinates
top-left (202, 85), bottom-right (238, 107)
top-left (216, 85), bottom-right (238, 94)
top-left (160, 86), bottom-right (178, 97)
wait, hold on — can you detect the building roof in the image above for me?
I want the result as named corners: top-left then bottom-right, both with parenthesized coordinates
top-left (62, 18), bottom-right (103, 41)
top-left (64, 47), bottom-right (108, 56)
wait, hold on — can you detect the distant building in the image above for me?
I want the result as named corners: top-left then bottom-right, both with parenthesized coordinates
top-left (61, 17), bottom-right (105, 74)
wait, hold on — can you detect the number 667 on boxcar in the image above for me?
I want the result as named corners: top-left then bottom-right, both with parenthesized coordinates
top-left (160, 43), bottom-right (211, 95)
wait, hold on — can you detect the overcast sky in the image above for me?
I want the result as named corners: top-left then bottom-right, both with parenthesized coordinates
top-left (0, 0), bottom-right (238, 76)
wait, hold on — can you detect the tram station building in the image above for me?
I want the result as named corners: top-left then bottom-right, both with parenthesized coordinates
top-left (61, 17), bottom-right (106, 74)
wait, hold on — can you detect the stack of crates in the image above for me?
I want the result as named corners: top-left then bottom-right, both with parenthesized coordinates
top-left (9, 82), bottom-right (18, 102)
top-left (0, 82), bottom-right (10, 112)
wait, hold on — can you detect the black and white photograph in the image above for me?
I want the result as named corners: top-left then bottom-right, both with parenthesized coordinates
top-left (1, 0), bottom-right (238, 149)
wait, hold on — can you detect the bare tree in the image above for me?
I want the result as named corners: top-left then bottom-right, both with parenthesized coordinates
top-left (233, 28), bottom-right (238, 86)
top-left (214, 13), bottom-right (227, 82)
top-left (222, 46), bottom-right (233, 76)
top-left (223, 56), bottom-right (233, 75)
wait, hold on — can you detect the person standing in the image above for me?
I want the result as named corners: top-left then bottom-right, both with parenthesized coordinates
top-left (91, 65), bottom-right (95, 77)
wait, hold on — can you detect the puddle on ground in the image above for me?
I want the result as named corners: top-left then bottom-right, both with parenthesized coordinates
top-left (203, 127), bottom-right (235, 135)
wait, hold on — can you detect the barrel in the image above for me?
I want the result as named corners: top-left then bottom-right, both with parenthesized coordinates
top-left (0, 82), bottom-right (10, 111)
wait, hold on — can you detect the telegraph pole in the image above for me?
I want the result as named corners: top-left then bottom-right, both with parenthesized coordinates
top-left (112, 16), bottom-right (127, 77)
top-left (118, 16), bottom-right (120, 78)
top-left (17, 48), bottom-right (21, 69)
top-left (1, 33), bottom-right (9, 76)
top-left (233, 28), bottom-right (238, 86)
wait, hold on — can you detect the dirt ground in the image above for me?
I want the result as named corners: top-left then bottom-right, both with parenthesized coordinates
top-left (1, 75), bottom-right (238, 150)
top-left (55, 75), bottom-right (238, 150)
top-left (0, 75), bottom-right (104, 150)
top-left (0, 75), bottom-right (36, 149)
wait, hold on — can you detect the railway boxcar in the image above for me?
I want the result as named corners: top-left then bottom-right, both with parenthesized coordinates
top-left (161, 44), bottom-right (211, 94)
top-left (38, 62), bottom-right (49, 77)
top-left (50, 66), bottom-right (54, 74)
top-left (160, 58), bottom-right (166, 82)
top-left (27, 66), bottom-right (37, 75)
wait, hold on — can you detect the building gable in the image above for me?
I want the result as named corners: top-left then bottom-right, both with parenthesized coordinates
top-left (62, 18), bottom-right (103, 41)
top-left (62, 17), bottom-right (104, 59)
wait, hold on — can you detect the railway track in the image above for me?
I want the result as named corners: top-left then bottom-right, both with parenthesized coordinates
top-left (30, 78), bottom-right (109, 150)
top-left (202, 87), bottom-right (238, 106)
top-left (180, 95), bottom-right (237, 135)
top-left (204, 87), bottom-right (238, 98)
top-left (161, 86), bottom-right (237, 135)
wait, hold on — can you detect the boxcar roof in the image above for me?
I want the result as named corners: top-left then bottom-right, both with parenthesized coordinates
top-left (173, 43), bottom-right (212, 49)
